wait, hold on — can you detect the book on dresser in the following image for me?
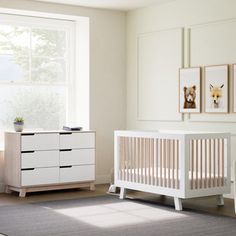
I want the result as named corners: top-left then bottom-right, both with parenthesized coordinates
top-left (4, 130), bottom-right (96, 197)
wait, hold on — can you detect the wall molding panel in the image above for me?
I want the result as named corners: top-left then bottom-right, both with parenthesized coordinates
top-left (137, 28), bottom-right (184, 121)
top-left (188, 19), bottom-right (236, 122)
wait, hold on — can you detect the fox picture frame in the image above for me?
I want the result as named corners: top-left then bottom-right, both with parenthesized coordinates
top-left (204, 64), bottom-right (228, 113)
top-left (179, 67), bottom-right (201, 113)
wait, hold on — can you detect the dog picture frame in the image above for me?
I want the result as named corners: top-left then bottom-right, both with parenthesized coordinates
top-left (204, 64), bottom-right (228, 113)
top-left (179, 67), bottom-right (201, 113)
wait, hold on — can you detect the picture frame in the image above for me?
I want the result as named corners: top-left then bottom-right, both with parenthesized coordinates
top-left (233, 64), bottom-right (236, 113)
top-left (179, 67), bottom-right (201, 113)
top-left (204, 64), bottom-right (228, 113)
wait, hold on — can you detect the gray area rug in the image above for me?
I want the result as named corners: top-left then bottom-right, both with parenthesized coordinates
top-left (0, 195), bottom-right (236, 236)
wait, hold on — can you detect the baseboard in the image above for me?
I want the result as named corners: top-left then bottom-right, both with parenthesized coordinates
top-left (0, 182), bottom-right (5, 193)
top-left (95, 175), bottom-right (110, 185)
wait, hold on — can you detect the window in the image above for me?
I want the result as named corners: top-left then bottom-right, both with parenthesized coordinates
top-left (0, 13), bottom-right (78, 144)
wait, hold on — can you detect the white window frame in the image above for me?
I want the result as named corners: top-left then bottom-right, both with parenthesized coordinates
top-left (0, 8), bottom-right (90, 129)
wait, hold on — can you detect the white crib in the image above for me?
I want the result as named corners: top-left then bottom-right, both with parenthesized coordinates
top-left (114, 130), bottom-right (231, 210)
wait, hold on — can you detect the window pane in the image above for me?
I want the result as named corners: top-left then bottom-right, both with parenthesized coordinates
top-left (0, 85), bottom-right (66, 141)
top-left (32, 28), bottom-right (66, 57)
top-left (31, 57), bottom-right (66, 82)
top-left (0, 25), bottom-right (30, 55)
top-left (0, 25), bottom-right (30, 82)
top-left (0, 55), bottom-right (29, 81)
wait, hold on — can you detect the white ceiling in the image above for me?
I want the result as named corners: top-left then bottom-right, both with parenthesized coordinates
top-left (33, 0), bottom-right (175, 11)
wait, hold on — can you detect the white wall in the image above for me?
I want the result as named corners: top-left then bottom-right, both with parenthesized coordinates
top-left (0, 0), bottom-right (126, 189)
top-left (126, 0), bottom-right (236, 196)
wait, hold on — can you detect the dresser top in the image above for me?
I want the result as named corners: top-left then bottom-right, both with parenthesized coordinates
top-left (5, 130), bottom-right (95, 134)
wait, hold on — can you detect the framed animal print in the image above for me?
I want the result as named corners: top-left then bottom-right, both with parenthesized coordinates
top-left (204, 64), bottom-right (228, 113)
top-left (179, 67), bottom-right (201, 113)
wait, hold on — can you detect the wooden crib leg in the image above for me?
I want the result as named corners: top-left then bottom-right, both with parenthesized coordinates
top-left (119, 187), bottom-right (126, 200)
top-left (216, 195), bottom-right (224, 206)
top-left (174, 197), bottom-right (183, 211)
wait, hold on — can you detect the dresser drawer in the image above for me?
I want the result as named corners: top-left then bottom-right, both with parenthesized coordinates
top-left (21, 133), bottom-right (59, 151)
top-left (60, 133), bottom-right (95, 149)
top-left (59, 165), bottom-right (95, 183)
top-left (60, 149), bottom-right (95, 166)
top-left (21, 151), bottom-right (59, 168)
top-left (21, 167), bottom-right (59, 186)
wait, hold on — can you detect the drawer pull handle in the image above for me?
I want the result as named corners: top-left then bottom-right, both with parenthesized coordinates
top-left (21, 133), bottom-right (35, 136)
top-left (60, 149), bottom-right (72, 152)
top-left (21, 151), bottom-right (35, 153)
top-left (60, 132), bottom-right (72, 135)
top-left (60, 165), bottom-right (72, 168)
top-left (21, 168), bottom-right (35, 171)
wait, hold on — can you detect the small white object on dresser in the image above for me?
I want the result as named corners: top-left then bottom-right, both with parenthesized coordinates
top-left (4, 130), bottom-right (96, 197)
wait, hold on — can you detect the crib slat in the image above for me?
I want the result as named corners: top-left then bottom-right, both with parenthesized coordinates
top-left (143, 138), bottom-right (145, 184)
top-left (156, 139), bottom-right (159, 186)
top-left (146, 138), bottom-right (149, 184)
top-left (196, 140), bottom-right (198, 189)
top-left (148, 139), bottom-right (150, 185)
top-left (129, 137), bottom-right (131, 182)
top-left (140, 138), bottom-right (143, 184)
top-left (147, 138), bottom-right (150, 184)
top-left (200, 139), bottom-right (203, 189)
top-left (222, 139), bottom-right (224, 187)
top-left (127, 137), bottom-right (129, 182)
top-left (213, 139), bottom-right (216, 188)
top-left (123, 137), bottom-right (125, 181)
top-left (118, 137), bottom-right (121, 180)
top-left (191, 140), bottom-right (194, 190)
top-left (172, 140), bottom-right (175, 189)
top-left (132, 137), bottom-right (134, 182)
top-left (209, 139), bottom-right (211, 188)
top-left (130, 137), bottom-right (132, 182)
top-left (124, 137), bottom-right (127, 181)
top-left (137, 138), bottom-right (140, 183)
top-left (151, 139), bottom-right (154, 185)
top-left (164, 139), bottom-right (167, 188)
top-left (160, 139), bottom-right (163, 187)
top-left (121, 137), bottom-right (124, 181)
top-left (167, 140), bottom-right (171, 188)
top-left (145, 138), bottom-right (147, 184)
top-left (177, 140), bottom-right (179, 189)
top-left (217, 139), bottom-right (220, 187)
top-left (133, 137), bottom-right (136, 183)
top-left (205, 139), bottom-right (207, 188)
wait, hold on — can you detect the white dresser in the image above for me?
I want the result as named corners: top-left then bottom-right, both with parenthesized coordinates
top-left (4, 130), bottom-right (96, 197)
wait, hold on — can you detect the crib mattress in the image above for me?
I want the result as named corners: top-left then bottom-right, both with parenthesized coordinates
top-left (119, 167), bottom-right (226, 189)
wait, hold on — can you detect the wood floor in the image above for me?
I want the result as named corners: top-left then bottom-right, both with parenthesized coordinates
top-left (0, 184), bottom-right (235, 218)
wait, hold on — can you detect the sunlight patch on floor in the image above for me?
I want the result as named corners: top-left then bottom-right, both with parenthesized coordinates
top-left (54, 201), bottom-right (187, 228)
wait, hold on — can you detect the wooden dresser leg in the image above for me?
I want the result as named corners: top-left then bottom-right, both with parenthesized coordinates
top-left (19, 189), bottom-right (26, 197)
top-left (90, 182), bottom-right (95, 191)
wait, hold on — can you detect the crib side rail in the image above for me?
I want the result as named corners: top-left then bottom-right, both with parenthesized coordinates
top-left (114, 131), bottom-right (186, 195)
top-left (186, 133), bottom-right (230, 197)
